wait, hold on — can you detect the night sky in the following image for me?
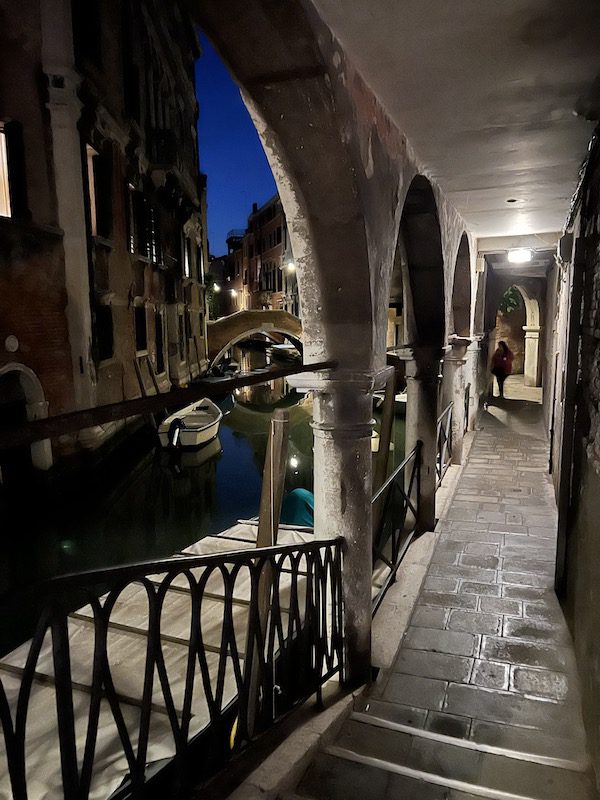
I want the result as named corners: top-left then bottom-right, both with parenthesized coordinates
top-left (195, 34), bottom-right (276, 256)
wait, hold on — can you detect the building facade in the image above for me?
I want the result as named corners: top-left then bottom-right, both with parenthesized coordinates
top-left (0, 0), bottom-right (208, 469)
top-left (213, 196), bottom-right (299, 318)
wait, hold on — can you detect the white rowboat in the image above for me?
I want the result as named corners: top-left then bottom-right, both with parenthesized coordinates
top-left (158, 398), bottom-right (223, 448)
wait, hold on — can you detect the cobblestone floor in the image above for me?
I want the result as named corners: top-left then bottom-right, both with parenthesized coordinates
top-left (369, 399), bottom-right (589, 764)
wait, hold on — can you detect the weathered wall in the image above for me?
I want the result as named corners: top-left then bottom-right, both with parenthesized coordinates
top-left (0, 0), bottom-right (75, 417)
top-left (555, 136), bottom-right (600, 785)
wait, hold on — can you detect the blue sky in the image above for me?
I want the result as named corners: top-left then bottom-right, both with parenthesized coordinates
top-left (195, 34), bottom-right (276, 256)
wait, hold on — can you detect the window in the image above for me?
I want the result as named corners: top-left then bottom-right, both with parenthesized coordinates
top-left (155, 310), bottom-right (165, 373)
top-left (276, 226), bottom-right (282, 245)
top-left (182, 235), bottom-right (191, 278)
top-left (134, 305), bottom-right (147, 352)
top-left (149, 206), bottom-right (161, 264)
top-left (178, 313), bottom-right (186, 361)
top-left (0, 122), bottom-right (28, 220)
top-left (185, 308), bottom-right (192, 347)
top-left (197, 244), bottom-right (204, 282)
top-left (72, 0), bottom-right (101, 67)
top-left (86, 144), bottom-right (112, 238)
top-left (94, 305), bottom-right (113, 361)
top-left (0, 125), bottom-right (11, 218)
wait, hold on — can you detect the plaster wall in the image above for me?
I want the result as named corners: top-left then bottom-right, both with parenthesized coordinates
top-left (555, 150), bottom-right (600, 787)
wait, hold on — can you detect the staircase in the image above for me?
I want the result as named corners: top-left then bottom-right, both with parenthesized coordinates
top-left (291, 702), bottom-right (597, 800)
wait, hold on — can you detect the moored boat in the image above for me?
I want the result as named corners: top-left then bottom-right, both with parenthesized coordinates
top-left (158, 398), bottom-right (223, 448)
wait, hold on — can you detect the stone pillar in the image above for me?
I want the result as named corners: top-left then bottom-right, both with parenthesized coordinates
top-left (443, 339), bottom-right (470, 464)
top-left (400, 347), bottom-right (441, 532)
top-left (523, 325), bottom-right (542, 387)
top-left (41, 0), bottom-right (95, 410)
top-left (288, 370), bottom-right (378, 686)
top-left (465, 336), bottom-right (483, 431)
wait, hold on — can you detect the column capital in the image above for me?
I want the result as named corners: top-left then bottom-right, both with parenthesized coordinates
top-left (395, 345), bottom-right (442, 381)
top-left (286, 365), bottom-right (392, 394)
top-left (523, 325), bottom-right (541, 336)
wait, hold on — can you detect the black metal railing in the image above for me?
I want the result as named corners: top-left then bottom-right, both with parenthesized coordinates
top-left (436, 402), bottom-right (453, 487)
top-left (372, 442), bottom-right (421, 614)
top-left (0, 539), bottom-right (343, 799)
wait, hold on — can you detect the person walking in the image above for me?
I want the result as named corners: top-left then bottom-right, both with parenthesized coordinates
top-left (491, 340), bottom-right (513, 398)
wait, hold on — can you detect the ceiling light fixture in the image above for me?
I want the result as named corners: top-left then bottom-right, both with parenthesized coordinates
top-left (507, 248), bottom-right (533, 264)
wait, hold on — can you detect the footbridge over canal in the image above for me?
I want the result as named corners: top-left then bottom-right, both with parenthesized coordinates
top-left (207, 310), bottom-right (303, 368)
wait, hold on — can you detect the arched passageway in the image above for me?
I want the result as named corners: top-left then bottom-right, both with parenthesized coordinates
top-left (398, 175), bottom-right (446, 348)
top-left (451, 234), bottom-right (472, 338)
top-left (494, 284), bottom-right (542, 390)
top-left (0, 364), bottom-right (53, 479)
top-left (195, 1), bottom-right (376, 681)
top-left (393, 175), bottom-right (446, 531)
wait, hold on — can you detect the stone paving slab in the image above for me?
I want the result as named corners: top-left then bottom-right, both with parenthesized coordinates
top-left (367, 403), bottom-right (593, 766)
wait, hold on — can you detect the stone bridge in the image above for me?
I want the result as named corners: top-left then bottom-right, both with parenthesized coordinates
top-left (206, 310), bottom-right (302, 366)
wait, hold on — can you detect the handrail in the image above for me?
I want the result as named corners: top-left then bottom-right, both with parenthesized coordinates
top-left (436, 401), bottom-right (453, 486)
top-left (371, 443), bottom-right (421, 504)
top-left (437, 401), bottom-right (453, 426)
top-left (46, 538), bottom-right (341, 590)
top-left (372, 442), bottom-right (421, 614)
top-left (0, 537), bottom-right (344, 799)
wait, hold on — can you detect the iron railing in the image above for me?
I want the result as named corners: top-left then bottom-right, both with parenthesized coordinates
top-left (436, 402), bottom-right (453, 487)
top-left (372, 442), bottom-right (422, 614)
top-left (464, 384), bottom-right (471, 434)
top-left (0, 538), bottom-right (343, 799)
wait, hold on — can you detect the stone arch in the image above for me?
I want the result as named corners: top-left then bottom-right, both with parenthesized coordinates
top-left (451, 233), bottom-right (472, 338)
top-left (395, 175), bottom-right (445, 347)
top-left (207, 310), bottom-right (302, 366)
top-left (514, 284), bottom-right (542, 387)
top-left (196, 2), bottom-right (373, 372)
top-left (0, 363), bottom-right (53, 470)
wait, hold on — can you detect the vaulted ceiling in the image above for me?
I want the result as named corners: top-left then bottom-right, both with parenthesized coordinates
top-left (312, 0), bottom-right (600, 237)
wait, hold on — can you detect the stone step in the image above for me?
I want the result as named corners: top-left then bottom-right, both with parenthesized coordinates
top-left (294, 714), bottom-right (597, 800)
top-left (355, 693), bottom-right (590, 767)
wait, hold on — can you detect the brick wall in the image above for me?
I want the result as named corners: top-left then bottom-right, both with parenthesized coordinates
top-left (0, 230), bottom-right (75, 415)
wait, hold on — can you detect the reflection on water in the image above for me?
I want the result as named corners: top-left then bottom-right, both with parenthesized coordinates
top-left (0, 345), bottom-right (313, 648)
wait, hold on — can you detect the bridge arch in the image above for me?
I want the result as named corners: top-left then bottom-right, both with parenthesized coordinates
top-left (207, 310), bottom-right (302, 368)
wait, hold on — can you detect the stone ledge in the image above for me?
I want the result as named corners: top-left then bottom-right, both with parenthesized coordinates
top-left (224, 681), bottom-right (358, 800)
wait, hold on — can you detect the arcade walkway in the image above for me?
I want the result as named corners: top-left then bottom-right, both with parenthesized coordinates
top-left (294, 402), bottom-right (598, 799)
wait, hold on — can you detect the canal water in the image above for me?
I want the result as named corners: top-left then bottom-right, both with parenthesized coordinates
top-left (0, 345), bottom-right (405, 652)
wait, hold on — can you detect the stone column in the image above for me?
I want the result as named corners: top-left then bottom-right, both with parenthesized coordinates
top-left (399, 347), bottom-right (441, 532)
top-left (443, 338), bottom-right (470, 465)
top-left (288, 369), bottom-right (379, 686)
top-left (523, 325), bottom-right (542, 387)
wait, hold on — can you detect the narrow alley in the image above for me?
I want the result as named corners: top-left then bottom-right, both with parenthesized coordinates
top-left (294, 397), bottom-right (597, 799)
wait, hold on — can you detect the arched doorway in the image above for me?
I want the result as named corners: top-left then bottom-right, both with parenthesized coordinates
top-left (0, 364), bottom-right (53, 485)
top-left (493, 284), bottom-right (542, 395)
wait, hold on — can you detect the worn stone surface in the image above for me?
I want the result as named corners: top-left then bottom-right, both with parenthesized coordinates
top-left (289, 404), bottom-right (597, 800)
